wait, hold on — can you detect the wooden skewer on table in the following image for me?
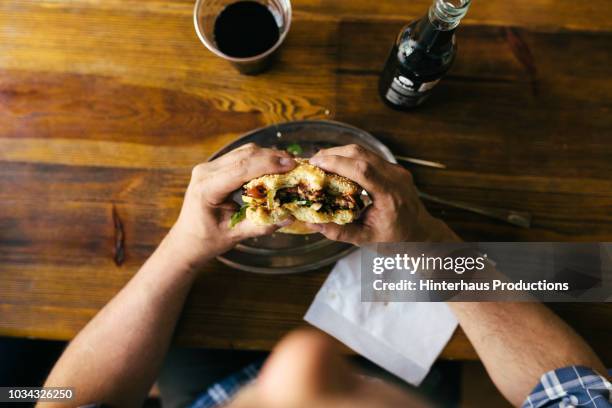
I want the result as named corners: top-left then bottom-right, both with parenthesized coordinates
top-left (395, 155), bottom-right (447, 169)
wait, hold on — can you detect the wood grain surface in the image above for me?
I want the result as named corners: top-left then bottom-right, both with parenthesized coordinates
top-left (1, 0), bottom-right (611, 363)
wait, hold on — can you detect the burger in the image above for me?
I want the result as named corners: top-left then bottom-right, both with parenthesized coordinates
top-left (235, 159), bottom-right (365, 234)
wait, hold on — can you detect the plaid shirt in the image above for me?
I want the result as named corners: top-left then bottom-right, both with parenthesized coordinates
top-left (188, 364), bottom-right (612, 408)
top-left (523, 366), bottom-right (612, 408)
top-left (187, 361), bottom-right (262, 408)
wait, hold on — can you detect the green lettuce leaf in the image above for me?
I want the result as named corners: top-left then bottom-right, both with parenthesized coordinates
top-left (286, 143), bottom-right (303, 156)
top-left (229, 204), bottom-right (249, 228)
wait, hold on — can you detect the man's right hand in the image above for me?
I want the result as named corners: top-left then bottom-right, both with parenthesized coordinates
top-left (307, 144), bottom-right (458, 245)
top-left (169, 143), bottom-right (296, 267)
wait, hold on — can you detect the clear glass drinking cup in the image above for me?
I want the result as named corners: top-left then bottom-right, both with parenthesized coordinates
top-left (194, 0), bottom-right (292, 75)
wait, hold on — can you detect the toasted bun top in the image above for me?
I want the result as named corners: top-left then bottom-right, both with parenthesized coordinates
top-left (243, 158), bottom-right (360, 196)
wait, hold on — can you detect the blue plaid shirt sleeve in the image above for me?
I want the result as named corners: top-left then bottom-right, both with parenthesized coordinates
top-left (187, 361), bottom-right (263, 408)
top-left (522, 366), bottom-right (612, 408)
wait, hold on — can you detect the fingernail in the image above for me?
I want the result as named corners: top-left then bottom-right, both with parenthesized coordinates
top-left (280, 157), bottom-right (295, 167)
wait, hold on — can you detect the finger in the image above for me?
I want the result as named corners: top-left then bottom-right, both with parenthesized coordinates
top-left (308, 155), bottom-right (384, 197)
top-left (205, 153), bottom-right (297, 205)
top-left (231, 217), bottom-right (294, 241)
top-left (306, 222), bottom-right (371, 246)
top-left (313, 144), bottom-right (386, 164)
top-left (199, 144), bottom-right (291, 176)
top-left (198, 144), bottom-right (258, 174)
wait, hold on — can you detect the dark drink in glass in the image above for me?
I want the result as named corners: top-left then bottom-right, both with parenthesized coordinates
top-left (194, 0), bottom-right (291, 75)
top-left (213, 1), bottom-right (280, 59)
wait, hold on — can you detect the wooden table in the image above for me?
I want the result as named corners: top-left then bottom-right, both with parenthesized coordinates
top-left (1, 0), bottom-right (611, 363)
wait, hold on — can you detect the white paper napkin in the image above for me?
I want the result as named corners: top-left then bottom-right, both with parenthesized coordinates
top-left (304, 249), bottom-right (458, 385)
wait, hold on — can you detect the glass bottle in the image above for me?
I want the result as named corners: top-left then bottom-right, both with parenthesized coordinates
top-left (378, 0), bottom-right (472, 109)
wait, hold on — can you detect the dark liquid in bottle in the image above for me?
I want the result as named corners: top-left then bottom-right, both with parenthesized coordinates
top-left (379, 17), bottom-right (456, 109)
top-left (214, 1), bottom-right (280, 58)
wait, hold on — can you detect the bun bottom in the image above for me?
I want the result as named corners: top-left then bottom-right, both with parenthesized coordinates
top-left (278, 220), bottom-right (317, 235)
top-left (246, 207), bottom-right (316, 234)
top-left (246, 205), bottom-right (357, 235)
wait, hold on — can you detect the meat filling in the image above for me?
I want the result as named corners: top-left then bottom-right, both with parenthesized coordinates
top-left (244, 184), bottom-right (267, 199)
top-left (245, 184), bottom-right (362, 212)
top-left (277, 186), bottom-right (361, 212)
top-left (333, 195), bottom-right (358, 210)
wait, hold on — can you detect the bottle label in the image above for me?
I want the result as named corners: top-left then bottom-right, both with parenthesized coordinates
top-left (418, 79), bottom-right (440, 92)
top-left (384, 75), bottom-right (440, 107)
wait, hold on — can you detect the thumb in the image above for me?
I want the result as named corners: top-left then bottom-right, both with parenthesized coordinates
top-left (306, 222), bottom-right (370, 246)
top-left (231, 216), bottom-right (294, 240)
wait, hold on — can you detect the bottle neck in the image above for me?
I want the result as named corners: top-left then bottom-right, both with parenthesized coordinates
top-left (428, 0), bottom-right (471, 31)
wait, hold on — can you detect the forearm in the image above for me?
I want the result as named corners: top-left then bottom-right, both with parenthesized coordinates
top-left (42, 229), bottom-right (205, 407)
top-left (39, 147), bottom-right (296, 406)
top-left (448, 302), bottom-right (606, 407)
top-left (424, 218), bottom-right (606, 406)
